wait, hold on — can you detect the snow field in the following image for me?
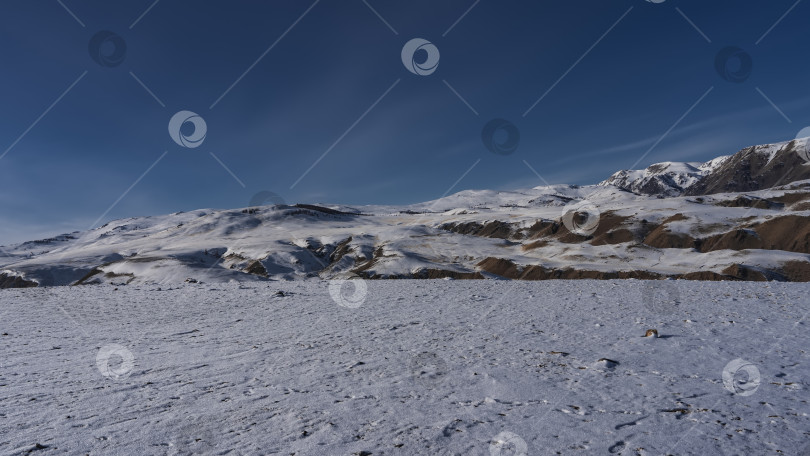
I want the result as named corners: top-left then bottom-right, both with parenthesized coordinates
top-left (1, 280), bottom-right (809, 455)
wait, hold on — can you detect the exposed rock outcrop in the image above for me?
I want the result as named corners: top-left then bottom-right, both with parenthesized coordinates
top-left (0, 273), bottom-right (38, 288)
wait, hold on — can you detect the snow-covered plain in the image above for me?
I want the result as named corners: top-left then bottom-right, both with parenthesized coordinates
top-left (2, 280), bottom-right (809, 455)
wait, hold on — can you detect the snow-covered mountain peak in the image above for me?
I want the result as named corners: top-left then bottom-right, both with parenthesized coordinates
top-left (601, 137), bottom-right (810, 197)
top-left (599, 160), bottom-right (705, 197)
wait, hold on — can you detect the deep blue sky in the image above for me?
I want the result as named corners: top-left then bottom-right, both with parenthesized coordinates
top-left (1, 0), bottom-right (809, 244)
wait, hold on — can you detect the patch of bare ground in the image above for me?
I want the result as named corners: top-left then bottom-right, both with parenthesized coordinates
top-left (720, 264), bottom-right (772, 281)
top-left (588, 212), bottom-right (636, 245)
top-left (0, 273), bottom-right (38, 288)
top-left (521, 240), bottom-right (549, 251)
top-left (475, 257), bottom-right (663, 280)
top-left (329, 237), bottom-right (353, 264)
top-left (74, 267), bottom-right (106, 285)
top-left (522, 219), bottom-right (561, 239)
top-left (445, 209), bottom-right (810, 256)
top-left (443, 211), bottom-right (638, 246)
top-left (699, 215), bottom-right (810, 254)
top-left (677, 271), bottom-right (732, 281)
top-left (714, 195), bottom-right (784, 210)
top-left (351, 246), bottom-right (389, 275)
top-left (780, 260), bottom-right (810, 282)
top-left (770, 191), bottom-right (810, 205)
top-left (356, 267), bottom-right (482, 280)
top-left (244, 260), bottom-right (268, 277)
top-left (521, 211), bottom-right (639, 245)
top-left (549, 211), bottom-right (634, 244)
top-left (692, 222), bottom-right (731, 235)
top-left (696, 229), bottom-right (761, 252)
top-left (790, 202), bottom-right (810, 211)
top-left (440, 220), bottom-right (516, 240)
top-left (411, 269), bottom-right (484, 279)
top-left (476, 258), bottom-right (810, 282)
top-left (642, 214), bottom-right (695, 249)
top-left (685, 140), bottom-right (810, 195)
top-left (679, 262), bottom-right (788, 282)
top-left (75, 268), bottom-right (135, 285)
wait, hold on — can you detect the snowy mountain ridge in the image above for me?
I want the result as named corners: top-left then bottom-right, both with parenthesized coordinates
top-left (3, 137), bottom-right (810, 286)
top-left (599, 161), bottom-right (709, 197)
top-left (599, 137), bottom-right (810, 197)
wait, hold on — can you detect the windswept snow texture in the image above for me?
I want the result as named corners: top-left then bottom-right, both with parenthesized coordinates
top-left (1, 281), bottom-right (808, 455)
